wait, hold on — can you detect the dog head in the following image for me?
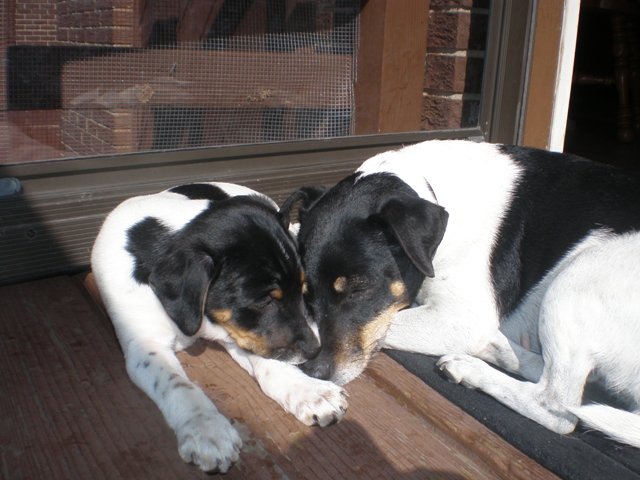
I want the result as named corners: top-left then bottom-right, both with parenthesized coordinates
top-left (126, 191), bottom-right (320, 364)
top-left (281, 173), bottom-right (448, 384)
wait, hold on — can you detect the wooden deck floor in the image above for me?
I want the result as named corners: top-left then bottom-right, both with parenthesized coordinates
top-left (0, 274), bottom-right (558, 480)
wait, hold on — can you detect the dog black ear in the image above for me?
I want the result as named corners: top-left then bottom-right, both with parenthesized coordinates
top-left (148, 248), bottom-right (215, 336)
top-left (279, 185), bottom-right (327, 229)
top-left (377, 196), bottom-right (448, 277)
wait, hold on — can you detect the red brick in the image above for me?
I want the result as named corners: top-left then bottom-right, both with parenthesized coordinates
top-left (58, 9), bottom-right (134, 28)
top-left (61, 132), bottom-right (91, 157)
top-left (428, 10), bottom-right (488, 50)
top-left (428, 11), bottom-right (469, 49)
top-left (424, 54), bottom-right (484, 94)
top-left (112, 128), bottom-right (134, 146)
top-left (421, 94), bottom-right (480, 131)
top-left (430, 0), bottom-right (490, 7)
top-left (90, 109), bottom-right (133, 130)
top-left (426, 55), bottom-right (461, 92)
top-left (62, 26), bottom-right (133, 46)
top-left (422, 94), bottom-right (463, 130)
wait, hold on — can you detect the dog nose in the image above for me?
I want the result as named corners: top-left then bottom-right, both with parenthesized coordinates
top-left (300, 356), bottom-right (333, 380)
top-left (272, 335), bottom-right (320, 361)
top-left (298, 338), bottom-right (321, 359)
top-left (298, 326), bottom-right (321, 359)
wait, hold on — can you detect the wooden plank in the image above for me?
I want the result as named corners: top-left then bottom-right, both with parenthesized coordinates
top-left (61, 49), bottom-right (353, 110)
top-left (366, 356), bottom-right (559, 480)
top-left (0, 276), bottom-right (201, 480)
top-left (1, 274), bottom-right (559, 478)
top-left (354, 0), bottom-right (429, 134)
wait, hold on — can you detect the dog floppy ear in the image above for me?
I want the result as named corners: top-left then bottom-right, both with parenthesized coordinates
top-left (279, 185), bottom-right (327, 230)
top-left (148, 248), bottom-right (216, 336)
top-left (377, 196), bottom-right (448, 277)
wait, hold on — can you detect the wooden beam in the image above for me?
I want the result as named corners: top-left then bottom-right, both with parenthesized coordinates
top-left (355, 0), bottom-right (429, 134)
top-left (61, 50), bottom-right (352, 110)
top-left (176, 0), bottom-right (225, 44)
top-left (133, 0), bottom-right (154, 48)
top-left (521, 0), bottom-right (565, 149)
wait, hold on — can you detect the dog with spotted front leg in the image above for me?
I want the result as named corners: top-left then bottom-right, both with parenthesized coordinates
top-left (91, 182), bottom-right (347, 474)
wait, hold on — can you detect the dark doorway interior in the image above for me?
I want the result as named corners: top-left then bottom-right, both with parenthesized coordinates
top-left (564, 5), bottom-right (640, 172)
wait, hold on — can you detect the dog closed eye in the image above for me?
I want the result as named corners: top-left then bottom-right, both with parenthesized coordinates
top-left (333, 276), bottom-right (370, 297)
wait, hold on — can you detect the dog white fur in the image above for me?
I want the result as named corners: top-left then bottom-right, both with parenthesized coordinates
top-left (358, 140), bottom-right (640, 447)
top-left (91, 182), bottom-right (347, 473)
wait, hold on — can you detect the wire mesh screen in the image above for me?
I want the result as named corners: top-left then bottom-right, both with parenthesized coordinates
top-left (2, 1), bottom-right (359, 165)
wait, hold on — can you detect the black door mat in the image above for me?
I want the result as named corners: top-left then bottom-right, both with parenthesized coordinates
top-left (386, 350), bottom-right (640, 480)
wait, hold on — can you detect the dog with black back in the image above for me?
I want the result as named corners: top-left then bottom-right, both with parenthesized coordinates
top-left (283, 139), bottom-right (640, 448)
top-left (91, 182), bottom-right (347, 473)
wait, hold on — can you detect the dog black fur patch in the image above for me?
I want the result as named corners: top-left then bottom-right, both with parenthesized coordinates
top-left (126, 217), bottom-right (170, 284)
top-left (492, 145), bottom-right (640, 317)
top-left (169, 183), bottom-right (230, 201)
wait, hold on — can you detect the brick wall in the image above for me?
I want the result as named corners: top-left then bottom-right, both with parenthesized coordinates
top-left (57, 0), bottom-right (149, 47)
top-left (61, 108), bottom-right (135, 157)
top-left (55, 1), bottom-right (152, 159)
top-left (1, 2), bottom-right (11, 159)
top-left (14, 0), bottom-right (57, 46)
top-left (5, 1), bottom-right (63, 163)
top-left (421, 0), bottom-right (490, 131)
top-left (4, 0), bottom-right (487, 163)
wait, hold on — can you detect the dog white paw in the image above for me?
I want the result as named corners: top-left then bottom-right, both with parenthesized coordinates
top-left (176, 410), bottom-right (243, 473)
top-left (437, 354), bottom-right (485, 390)
top-left (284, 377), bottom-right (348, 427)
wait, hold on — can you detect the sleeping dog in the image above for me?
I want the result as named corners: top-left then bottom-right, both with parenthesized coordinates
top-left (284, 139), bottom-right (640, 447)
top-left (91, 182), bottom-right (347, 473)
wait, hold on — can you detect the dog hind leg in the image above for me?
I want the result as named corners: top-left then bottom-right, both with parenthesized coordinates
top-left (476, 332), bottom-right (544, 382)
top-left (438, 260), bottom-right (611, 436)
top-left (437, 347), bottom-right (590, 435)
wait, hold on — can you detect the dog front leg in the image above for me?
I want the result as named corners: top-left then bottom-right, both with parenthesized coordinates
top-left (384, 304), bottom-right (489, 356)
top-left (124, 342), bottom-right (242, 473)
top-left (220, 341), bottom-right (348, 426)
top-left (386, 306), bottom-right (544, 382)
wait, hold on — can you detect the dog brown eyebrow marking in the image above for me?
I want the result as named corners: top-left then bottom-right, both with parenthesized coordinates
top-left (333, 276), bottom-right (347, 293)
top-left (390, 281), bottom-right (406, 298)
top-left (211, 309), bottom-right (232, 323)
top-left (270, 288), bottom-right (283, 300)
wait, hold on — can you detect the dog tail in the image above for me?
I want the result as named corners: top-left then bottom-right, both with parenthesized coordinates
top-left (569, 404), bottom-right (640, 448)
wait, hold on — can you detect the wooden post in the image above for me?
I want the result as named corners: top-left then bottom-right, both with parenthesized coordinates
top-left (354, 0), bottom-right (429, 135)
top-left (521, 0), bottom-right (565, 149)
top-left (177, 0), bottom-right (225, 44)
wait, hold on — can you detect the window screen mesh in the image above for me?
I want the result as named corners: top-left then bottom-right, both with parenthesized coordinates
top-left (2, 1), bottom-right (359, 164)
